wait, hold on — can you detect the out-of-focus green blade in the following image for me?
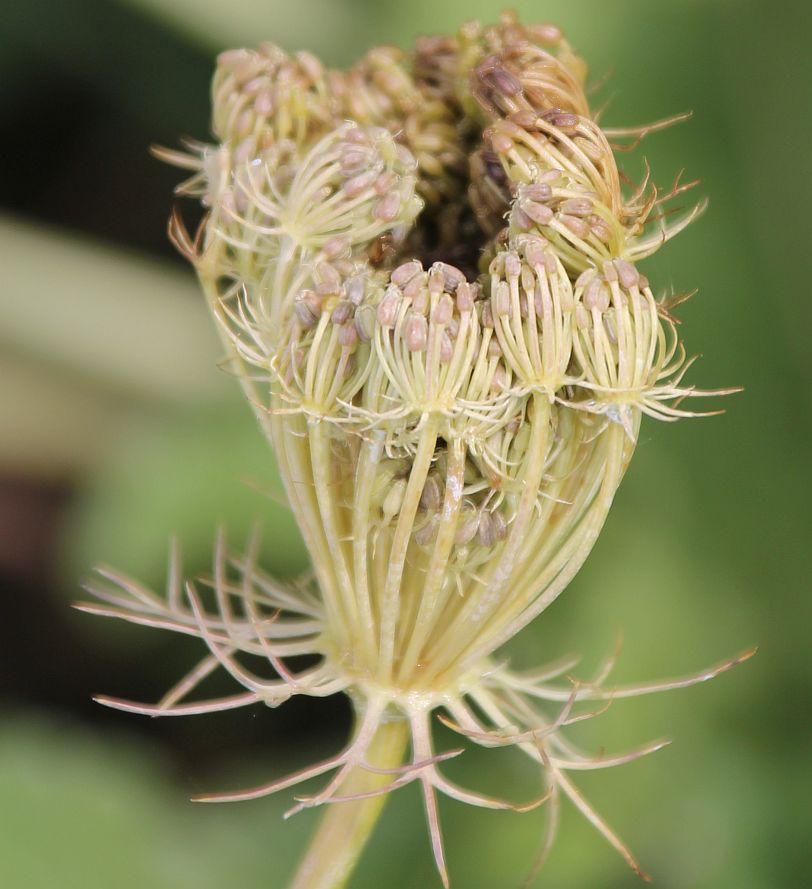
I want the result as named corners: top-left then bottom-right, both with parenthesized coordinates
top-left (0, 715), bottom-right (310, 889)
top-left (116, 0), bottom-right (360, 58)
top-left (0, 215), bottom-right (225, 404)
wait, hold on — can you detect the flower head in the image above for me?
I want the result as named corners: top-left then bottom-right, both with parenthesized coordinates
top-left (85, 11), bottom-right (751, 886)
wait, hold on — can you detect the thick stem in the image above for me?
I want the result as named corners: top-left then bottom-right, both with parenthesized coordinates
top-left (288, 717), bottom-right (410, 889)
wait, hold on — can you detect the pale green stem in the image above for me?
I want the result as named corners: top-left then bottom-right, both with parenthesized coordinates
top-left (288, 718), bottom-right (410, 889)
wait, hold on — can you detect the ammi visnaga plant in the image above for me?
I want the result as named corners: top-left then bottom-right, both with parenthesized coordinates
top-left (81, 11), bottom-right (753, 888)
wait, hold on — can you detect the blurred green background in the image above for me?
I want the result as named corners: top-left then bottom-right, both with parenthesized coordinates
top-left (1, 1), bottom-right (809, 887)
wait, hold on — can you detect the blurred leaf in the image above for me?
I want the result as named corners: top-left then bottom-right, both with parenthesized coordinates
top-left (0, 215), bottom-right (230, 477)
top-left (60, 401), bottom-right (308, 601)
top-left (0, 351), bottom-right (125, 477)
top-left (0, 713), bottom-right (312, 889)
top-left (117, 0), bottom-right (362, 61)
top-left (0, 215), bottom-right (224, 404)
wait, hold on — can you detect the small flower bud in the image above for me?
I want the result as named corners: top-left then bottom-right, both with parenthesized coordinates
top-left (345, 275), bottom-right (365, 306)
top-left (439, 331), bottom-right (454, 362)
top-left (456, 281), bottom-right (474, 313)
top-left (493, 280), bottom-right (511, 317)
top-left (377, 288), bottom-right (401, 327)
top-left (338, 321), bottom-right (359, 348)
top-left (522, 182), bottom-right (552, 202)
top-left (344, 169), bottom-right (379, 197)
top-left (504, 252), bottom-right (522, 279)
top-left (403, 274), bottom-right (427, 300)
top-left (432, 294), bottom-right (454, 326)
top-left (382, 477), bottom-right (406, 521)
top-left (354, 304), bottom-right (376, 342)
top-left (560, 197), bottom-right (592, 217)
top-left (331, 300), bottom-right (353, 325)
top-left (419, 474), bottom-right (443, 511)
top-left (374, 192), bottom-right (402, 222)
top-left (559, 214), bottom-right (590, 239)
top-left (584, 277), bottom-right (610, 312)
top-left (391, 260), bottom-right (423, 287)
top-left (522, 201), bottom-right (554, 225)
top-left (614, 259), bottom-right (640, 291)
top-left (404, 312), bottom-right (428, 351)
top-left (294, 289), bottom-right (322, 327)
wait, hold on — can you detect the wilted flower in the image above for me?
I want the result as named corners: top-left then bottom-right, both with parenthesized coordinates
top-left (81, 11), bottom-right (752, 887)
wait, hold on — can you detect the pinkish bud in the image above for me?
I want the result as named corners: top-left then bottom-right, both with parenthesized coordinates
top-left (456, 282), bottom-right (474, 313)
top-left (374, 193), bottom-right (401, 222)
top-left (404, 312), bottom-right (428, 351)
top-left (615, 259), bottom-right (640, 291)
top-left (561, 198), bottom-right (592, 217)
top-left (432, 294), bottom-right (454, 326)
top-left (392, 260), bottom-right (423, 287)
top-left (376, 289), bottom-right (401, 328)
top-left (584, 278), bottom-right (610, 312)
top-left (493, 280), bottom-right (511, 317)
top-left (560, 214), bottom-right (590, 239)
top-left (338, 321), bottom-right (358, 348)
top-left (523, 201), bottom-right (554, 226)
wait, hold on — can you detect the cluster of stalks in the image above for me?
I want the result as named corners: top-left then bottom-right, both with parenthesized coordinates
top-left (81, 12), bottom-right (751, 888)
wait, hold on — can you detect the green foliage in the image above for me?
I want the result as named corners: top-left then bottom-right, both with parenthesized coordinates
top-left (0, 716), bottom-right (310, 889)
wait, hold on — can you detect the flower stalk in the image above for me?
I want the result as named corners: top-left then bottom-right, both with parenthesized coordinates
top-left (82, 11), bottom-right (752, 887)
top-left (288, 716), bottom-right (410, 889)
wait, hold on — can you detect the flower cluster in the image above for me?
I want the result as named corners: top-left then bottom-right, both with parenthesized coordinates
top-left (84, 12), bottom-right (750, 887)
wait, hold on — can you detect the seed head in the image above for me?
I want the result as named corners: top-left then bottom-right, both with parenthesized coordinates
top-left (93, 11), bottom-right (750, 887)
